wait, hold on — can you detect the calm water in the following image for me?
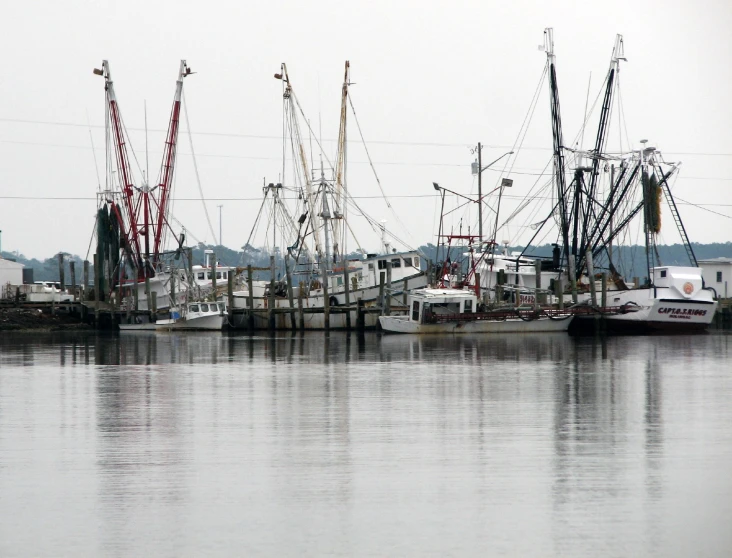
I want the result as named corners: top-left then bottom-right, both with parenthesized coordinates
top-left (0, 331), bottom-right (731, 557)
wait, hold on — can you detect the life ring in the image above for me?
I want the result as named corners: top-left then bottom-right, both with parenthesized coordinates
top-left (329, 296), bottom-right (339, 307)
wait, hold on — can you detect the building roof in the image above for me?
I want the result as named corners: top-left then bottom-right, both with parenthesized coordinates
top-left (698, 257), bottom-right (732, 264)
top-left (0, 258), bottom-right (24, 270)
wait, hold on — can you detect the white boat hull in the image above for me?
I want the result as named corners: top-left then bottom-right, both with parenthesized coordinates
top-left (155, 313), bottom-right (225, 331)
top-left (379, 314), bottom-right (571, 334)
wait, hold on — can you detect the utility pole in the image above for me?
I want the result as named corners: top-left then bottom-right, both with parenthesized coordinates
top-left (217, 204), bottom-right (223, 247)
top-left (477, 143), bottom-right (483, 241)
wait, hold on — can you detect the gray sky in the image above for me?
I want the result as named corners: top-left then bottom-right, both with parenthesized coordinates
top-left (1, 0), bottom-right (731, 259)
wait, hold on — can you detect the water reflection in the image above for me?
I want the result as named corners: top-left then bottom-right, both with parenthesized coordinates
top-left (0, 331), bottom-right (730, 556)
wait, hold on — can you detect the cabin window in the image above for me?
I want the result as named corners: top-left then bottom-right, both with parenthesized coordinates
top-left (197, 272), bottom-right (204, 280)
top-left (216, 272), bottom-right (222, 280)
top-left (412, 301), bottom-right (420, 321)
top-left (207, 271), bottom-right (212, 280)
top-left (200, 303), bottom-right (209, 312)
top-left (223, 272), bottom-right (228, 279)
top-left (368, 263), bottom-right (374, 271)
top-left (391, 258), bottom-right (401, 268)
top-left (464, 299), bottom-right (473, 313)
top-left (660, 270), bottom-right (667, 278)
top-left (377, 260), bottom-right (386, 270)
top-left (403, 257), bottom-right (412, 267)
top-left (717, 271), bottom-right (723, 282)
top-left (190, 304), bottom-right (199, 312)
top-left (413, 256), bottom-right (420, 268)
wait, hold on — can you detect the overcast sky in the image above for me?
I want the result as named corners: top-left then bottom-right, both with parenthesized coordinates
top-left (1, 0), bottom-right (731, 260)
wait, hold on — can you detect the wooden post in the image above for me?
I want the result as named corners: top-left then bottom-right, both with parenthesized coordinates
top-left (555, 277), bottom-right (564, 310)
top-left (403, 278), bottom-right (408, 306)
top-left (285, 255), bottom-right (296, 330)
top-left (601, 272), bottom-right (608, 308)
top-left (357, 298), bottom-right (365, 332)
top-left (322, 262), bottom-right (330, 331)
top-left (586, 249), bottom-right (597, 307)
top-left (170, 271), bottom-right (176, 309)
top-left (474, 272), bottom-right (481, 304)
top-left (297, 289), bottom-right (305, 332)
top-left (83, 260), bottom-right (89, 302)
top-left (569, 254), bottom-right (578, 304)
top-left (378, 271), bottom-right (385, 313)
top-left (633, 276), bottom-right (640, 290)
top-left (343, 263), bottom-right (351, 330)
top-left (151, 291), bottom-right (158, 315)
top-left (211, 252), bottom-right (217, 302)
top-left (58, 253), bottom-right (65, 291)
top-left (145, 274), bottom-right (151, 315)
top-left (133, 278), bottom-right (139, 312)
top-left (428, 258), bottom-right (434, 287)
top-left (385, 261), bottom-right (392, 316)
top-left (247, 265), bottom-right (254, 332)
top-left (187, 247), bottom-right (194, 297)
top-left (69, 260), bottom-right (76, 302)
top-left (93, 254), bottom-right (100, 307)
top-left (534, 260), bottom-right (542, 305)
top-left (268, 255), bottom-right (275, 331)
top-left (228, 270), bottom-right (234, 323)
top-left (496, 269), bottom-right (505, 304)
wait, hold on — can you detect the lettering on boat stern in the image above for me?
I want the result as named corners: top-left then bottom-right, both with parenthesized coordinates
top-left (656, 306), bottom-right (709, 320)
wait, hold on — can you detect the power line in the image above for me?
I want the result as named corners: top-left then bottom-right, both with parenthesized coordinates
top-left (3, 116), bottom-right (732, 156)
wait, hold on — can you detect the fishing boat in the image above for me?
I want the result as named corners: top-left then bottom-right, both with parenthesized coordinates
top-left (120, 301), bottom-right (226, 331)
top-left (509, 29), bottom-right (718, 333)
top-left (379, 288), bottom-right (572, 334)
top-left (231, 62), bottom-right (427, 329)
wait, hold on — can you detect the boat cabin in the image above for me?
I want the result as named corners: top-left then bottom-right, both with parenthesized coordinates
top-left (407, 289), bottom-right (478, 324)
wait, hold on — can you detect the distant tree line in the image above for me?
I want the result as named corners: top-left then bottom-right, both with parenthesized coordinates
top-left (2, 241), bottom-right (730, 283)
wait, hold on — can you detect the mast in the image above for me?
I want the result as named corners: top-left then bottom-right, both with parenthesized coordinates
top-left (99, 61), bottom-right (143, 273)
top-left (276, 64), bottom-right (323, 263)
top-left (333, 61), bottom-right (350, 264)
top-left (153, 60), bottom-right (190, 267)
top-left (544, 28), bottom-right (571, 269)
top-left (576, 35), bottom-right (624, 274)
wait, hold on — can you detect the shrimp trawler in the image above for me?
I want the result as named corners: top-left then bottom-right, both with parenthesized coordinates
top-left (230, 62), bottom-right (427, 330)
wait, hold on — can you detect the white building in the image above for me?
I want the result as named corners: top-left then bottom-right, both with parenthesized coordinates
top-left (699, 257), bottom-right (732, 299)
top-left (0, 258), bottom-right (24, 298)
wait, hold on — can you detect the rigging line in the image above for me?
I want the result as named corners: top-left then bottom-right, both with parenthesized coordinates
top-left (182, 90), bottom-right (218, 245)
top-left (85, 110), bottom-right (102, 192)
top-left (672, 195), bottom-right (732, 220)
top-left (347, 93), bottom-right (419, 250)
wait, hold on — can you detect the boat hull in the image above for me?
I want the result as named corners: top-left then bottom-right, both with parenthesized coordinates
top-left (156, 313), bottom-right (225, 331)
top-left (570, 286), bottom-right (717, 335)
top-left (379, 315), bottom-right (571, 334)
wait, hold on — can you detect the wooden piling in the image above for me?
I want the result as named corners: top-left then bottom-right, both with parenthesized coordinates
top-left (322, 262), bottom-right (330, 331)
top-left (211, 252), bottom-right (217, 301)
top-left (285, 255), bottom-right (296, 330)
top-left (403, 278), bottom-right (409, 306)
top-left (534, 260), bottom-right (542, 304)
top-left (170, 271), bottom-right (176, 308)
top-left (601, 272), bottom-right (608, 308)
top-left (151, 291), bottom-right (157, 316)
top-left (227, 270), bottom-right (234, 324)
top-left (385, 261), bottom-right (392, 316)
top-left (187, 247), bottom-right (194, 296)
top-left (69, 260), bottom-right (76, 301)
top-left (297, 289), bottom-right (305, 332)
top-left (58, 253), bottom-right (65, 291)
top-left (586, 249), bottom-right (597, 307)
top-left (569, 254), bottom-right (578, 304)
top-left (268, 255), bottom-right (275, 331)
top-left (357, 298), bottom-right (365, 332)
top-left (83, 260), bottom-right (89, 302)
top-left (145, 274), bottom-right (151, 315)
top-left (343, 263), bottom-right (351, 330)
top-left (93, 253), bottom-right (100, 310)
top-left (555, 277), bottom-right (564, 310)
top-left (378, 272), bottom-right (385, 313)
top-left (247, 265), bottom-right (254, 332)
